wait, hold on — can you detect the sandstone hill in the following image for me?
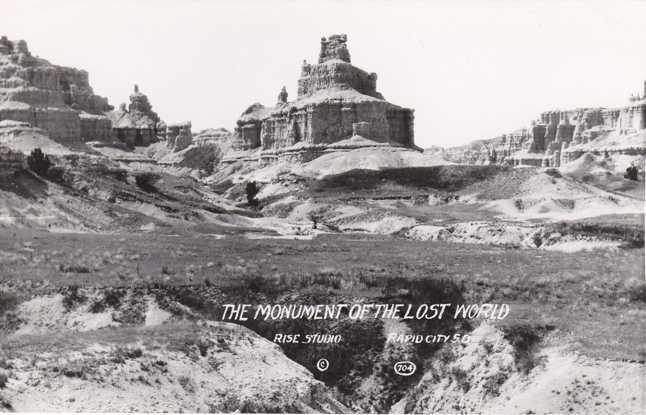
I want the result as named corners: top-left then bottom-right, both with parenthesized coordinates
top-left (0, 36), bottom-right (113, 144)
top-left (438, 81), bottom-right (646, 171)
top-left (225, 34), bottom-right (418, 165)
top-left (0, 35), bottom-right (203, 154)
top-left (108, 85), bottom-right (163, 147)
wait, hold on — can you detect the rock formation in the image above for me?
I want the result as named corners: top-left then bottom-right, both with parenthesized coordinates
top-left (109, 85), bottom-right (162, 147)
top-left (0, 143), bottom-right (25, 177)
top-left (318, 34), bottom-right (351, 63)
top-left (529, 122), bottom-right (546, 153)
top-left (297, 36), bottom-right (381, 100)
top-left (277, 86), bottom-right (288, 104)
top-left (233, 103), bottom-right (271, 151)
top-left (444, 81), bottom-right (646, 167)
top-left (0, 36), bottom-right (113, 143)
top-left (166, 121), bottom-right (193, 152)
top-left (193, 127), bottom-right (232, 145)
top-left (230, 34), bottom-right (415, 163)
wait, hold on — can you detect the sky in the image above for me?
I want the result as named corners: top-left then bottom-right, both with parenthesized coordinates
top-left (2, 0), bottom-right (645, 148)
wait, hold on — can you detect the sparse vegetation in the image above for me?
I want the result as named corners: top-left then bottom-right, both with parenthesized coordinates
top-left (110, 346), bottom-right (143, 363)
top-left (0, 291), bottom-right (18, 317)
top-left (482, 372), bottom-right (509, 398)
top-left (177, 375), bottom-right (195, 392)
top-left (58, 263), bottom-right (91, 273)
top-left (308, 212), bottom-right (320, 229)
top-left (359, 345), bottom-right (421, 410)
top-left (45, 165), bottom-right (65, 182)
top-left (0, 370), bottom-right (8, 389)
top-left (0, 180), bottom-right (642, 412)
top-left (0, 395), bottom-right (12, 411)
top-left (514, 198), bottom-right (524, 211)
top-left (134, 171), bottom-right (161, 192)
top-left (624, 164), bottom-right (639, 181)
top-left (62, 365), bottom-right (85, 378)
top-left (544, 168), bottom-right (562, 178)
top-left (546, 220), bottom-right (645, 248)
top-left (623, 278), bottom-right (646, 303)
top-left (245, 181), bottom-right (259, 206)
top-left (89, 288), bottom-right (123, 313)
top-left (61, 285), bottom-right (87, 311)
top-left (26, 148), bottom-right (52, 176)
top-left (451, 367), bottom-right (470, 393)
top-left (502, 324), bottom-right (550, 374)
top-left (310, 165), bottom-right (506, 196)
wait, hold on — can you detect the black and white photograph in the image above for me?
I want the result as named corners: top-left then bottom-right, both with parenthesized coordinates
top-left (0, 0), bottom-right (644, 413)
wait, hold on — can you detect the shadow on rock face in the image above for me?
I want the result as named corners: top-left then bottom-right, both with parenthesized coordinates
top-left (0, 168), bottom-right (48, 200)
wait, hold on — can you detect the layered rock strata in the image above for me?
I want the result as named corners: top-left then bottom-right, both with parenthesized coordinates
top-left (443, 81), bottom-right (646, 168)
top-left (0, 36), bottom-right (113, 143)
top-left (166, 121), bottom-right (193, 152)
top-left (194, 127), bottom-right (232, 145)
top-left (227, 34), bottom-right (416, 163)
top-left (109, 85), bottom-right (162, 147)
top-left (0, 144), bottom-right (25, 176)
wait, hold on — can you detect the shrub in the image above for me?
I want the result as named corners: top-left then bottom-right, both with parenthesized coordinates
top-left (624, 280), bottom-right (646, 302)
top-left (243, 314), bottom-right (385, 394)
top-left (177, 375), bottom-right (194, 392)
top-left (451, 367), bottom-right (471, 392)
top-left (308, 212), bottom-right (321, 229)
top-left (482, 372), bottom-right (509, 397)
top-left (532, 232), bottom-right (543, 248)
top-left (58, 263), bottom-right (91, 273)
top-left (514, 199), bottom-right (524, 211)
top-left (45, 165), bottom-right (65, 182)
top-left (362, 345), bottom-right (421, 410)
top-left (89, 288), bottom-right (123, 313)
top-left (245, 181), bottom-right (259, 206)
top-left (381, 277), bottom-right (467, 357)
top-left (547, 221), bottom-right (644, 248)
top-left (624, 164), bottom-right (639, 181)
top-left (0, 291), bottom-right (18, 317)
top-left (62, 365), bottom-right (84, 378)
top-left (135, 172), bottom-right (161, 192)
top-left (110, 346), bottom-right (144, 364)
top-left (0, 395), bottom-right (12, 411)
top-left (26, 148), bottom-right (52, 176)
top-left (61, 285), bottom-right (87, 310)
top-left (502, 324), bottom-right (549, 373)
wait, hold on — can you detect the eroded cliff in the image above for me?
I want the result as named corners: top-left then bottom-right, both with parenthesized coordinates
top-left (0, 36), bottom-right (113, 144)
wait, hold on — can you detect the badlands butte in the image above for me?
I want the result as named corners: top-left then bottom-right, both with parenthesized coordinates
top-left (0, 34), bottom-right (645, 414)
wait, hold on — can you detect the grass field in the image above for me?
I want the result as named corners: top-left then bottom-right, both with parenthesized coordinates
top-left (1, 228), bottom-right (643, 362)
